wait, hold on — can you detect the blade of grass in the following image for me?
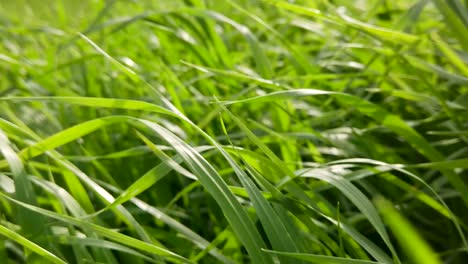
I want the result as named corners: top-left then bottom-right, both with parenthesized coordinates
top-left (0, 129), bottom-right (49, 246)
top-left (0, 193), bottom-right (192, 264)
top-left (298, 168), bottom-right (399, 262)
top-left (375, 198), bottom-right (441, 264)
top-left (96, 179), bottom-right (235, 264)
top-left (137, 119), bottom-right (273, 263)
top-left (432, 0), bottom-right (468, 50)
top-left (263, 249), bottom-right (383, 264)
top-left (221, 89), bottom-right (468, 206)
top-left (0, 224), bottom-right (66, 264)
top-left (430, 32), bottom-right (468, 76)
top-left (219, 116), bottom-right (302, 264)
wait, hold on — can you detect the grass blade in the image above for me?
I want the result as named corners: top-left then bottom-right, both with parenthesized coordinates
top-left (263, 249), bottom-right (382, 264)
top-left (376, 198), bottom-right (441, 264)
top-left (0, 224), bottom-right (66, 264)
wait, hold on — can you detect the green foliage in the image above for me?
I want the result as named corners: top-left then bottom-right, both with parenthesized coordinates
top-left (0, 0), bottom-right (467, 263)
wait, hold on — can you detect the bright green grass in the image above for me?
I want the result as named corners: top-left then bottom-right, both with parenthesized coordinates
top-left (0, 0), bottom-right (467, 263)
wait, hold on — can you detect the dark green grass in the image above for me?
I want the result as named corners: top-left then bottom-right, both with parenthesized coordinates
top-left (0, 0), bottom-right (468, 263)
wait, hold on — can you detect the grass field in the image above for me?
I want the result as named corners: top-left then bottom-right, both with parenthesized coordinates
top-left (1, 0), bottom-right (468, 263)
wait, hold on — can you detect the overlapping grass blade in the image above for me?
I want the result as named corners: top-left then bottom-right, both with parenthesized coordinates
top-left (0, 224), bottom-right (66, 264)
top-left (136, 119), bottom-right (273, 263)
top-left (272, 1), bottom-right (419, 44)
top-left (217, 102), bottom-right (394, 262)
top-left (298, 168), bottom-right (399, 261)
top-left (263, 249), bottom-right (382, 264)
top-left (0, 116), bottom-right (157, 245)
top-left (0, 129), bottom-right (49, 246)
top-left (222, 89), bottom-right (468, 206)
top-left (97, 179), bottom-right (235, 264)
top-left (1, 98), bottom-right (271, 262)
top-left (432, 0), bottom-right (468, 50)
top-left (376, 198), bottom-right (442, 264)
top-left (218, 115), bottom-right (302, 263)
top-left (0, 193), bottom-right (192, 263)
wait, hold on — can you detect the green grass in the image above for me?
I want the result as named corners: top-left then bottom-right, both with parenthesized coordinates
top-left (0, 0), bottom-right (467, 263)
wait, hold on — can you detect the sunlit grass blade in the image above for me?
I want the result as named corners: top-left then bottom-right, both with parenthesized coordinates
top-left (375, 198), bottom-right (442, 264)
top-left (298, 168), bottom-right (399, 262)
top-left (57, 236), bottom-right (158, 263)
top-left (272, 1), bottom-right (419, 44)
top-left (97, 179), bottom-right (236, 264)
top-left (78, 33), bottom-right (139, 82)
top-left (0, 129), bottom-right (48, 246)
top-left (201, 10), bottom-right (273, 78)
top-left (263, 249), bottom-right (383, 264)
top-left (2, 99), bottom-right (280, 262)
top-left (432, 0), bottom-right (468, 50)
top-left (0, 193), bottom-right (192, 263)
top-left (410, 158), bottom-right (468, 169)
top-left (216, 102), bottom-right (395, 262)
top-left (0, 97), bottom-right (176, 117)
top-left (137, 119), bottom-right (273, 263)
top-left (430, 32), bottom-right (468, 76)
top-left (0, 117), bottom-right (158, 245)
top-left (0, 224), bottom-right (66, 264)
top-left (221, 89), bottom-right (468, 206)
top-left (218, 116), bottom-right (302, 263)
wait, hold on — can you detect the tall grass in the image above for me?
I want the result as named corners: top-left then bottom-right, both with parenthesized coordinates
top-left (0, 0), bottom-right (467, 263)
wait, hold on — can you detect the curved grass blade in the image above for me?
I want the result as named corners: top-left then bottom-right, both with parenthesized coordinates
top-left (137, 119), bottom-right (273, 263)
top-left (97, 179), bottom-right (235, 264)
top-left (263, 249), bottom-right (383, 264)
top-left (411, 158), bottom-right (468, 169)
top-left (0, 224), bottom-right (66, 264)
top-left (78, 33), bottom-right (139, 82)
top-left (31, 177), bottom-right (117, 263)
top-left (430, 32), bottom-right (468, 76)
top-left (376, 198), bottom-right (441, 264)
top-left (218, 116), bottom-right (302, 264)
top-left (57, 237), bottom-right (158, 263)
top-left (6, 102), bottom-right (272, 262)
top-left (221, 89), bottom-right (468, 206)
top-left (0, 193), bottom-right (192, 264)
top-left (214, 111), bottom-right (393, 262)
top-left (193, 9), bottom-right (273, 78)
top-left (0, 129), bottom-right (48, 245)
top-left (298, 168), bottom-right (399, 262)
top-left (327, 158), bottom-right (467, 245)
top-left (432, 0), bottom-right (468, 50)
top-left (0, 97), bottom-right (176, 117)
top-left (272, 1), bottom-right (419, 44)
top-left (87, 145), bottom-right (211, 218)
top-left (1, 98), bottom-right (270, 262)
top-left (0, 117), bottom-right (158, 245)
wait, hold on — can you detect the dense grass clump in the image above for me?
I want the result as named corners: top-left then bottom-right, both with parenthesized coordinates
top-left (1, 0), bottom-right (468, 263)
